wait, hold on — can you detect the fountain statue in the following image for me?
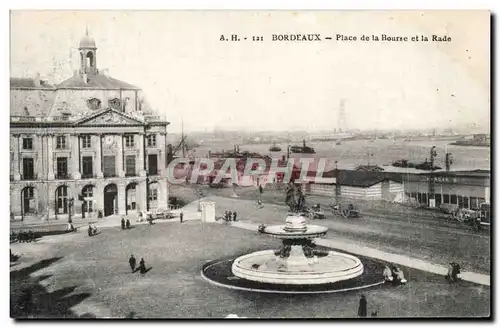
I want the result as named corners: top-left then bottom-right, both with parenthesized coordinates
top-left (230, 183), bottom-right (365, 285)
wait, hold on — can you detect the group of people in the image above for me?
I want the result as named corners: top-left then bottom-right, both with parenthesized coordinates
top-left (383, 265), bottom-right (408, 285)
top-left (223, 210), bottom-right (238, 222)
top-left (128, 255), bottom-right (147, 274)
top-left (121, 217), bottom-right (132, 230)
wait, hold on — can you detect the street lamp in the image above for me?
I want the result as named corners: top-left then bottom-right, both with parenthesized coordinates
top-left (68, 197), bottom-right (74, 223)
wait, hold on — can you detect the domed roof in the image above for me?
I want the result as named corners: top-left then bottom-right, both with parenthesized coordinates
top-left (79, 35), bottom-right (96, 49)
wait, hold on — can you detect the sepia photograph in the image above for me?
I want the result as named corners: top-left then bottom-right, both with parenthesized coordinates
top-left (9, 10), bottom-right (491, 319)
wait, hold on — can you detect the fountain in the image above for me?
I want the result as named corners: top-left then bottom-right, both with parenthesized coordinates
top-left (202, 183), bottom-right (384, 293)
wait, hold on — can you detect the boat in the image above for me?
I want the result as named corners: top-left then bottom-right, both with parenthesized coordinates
top-left (269, 143), bottom-right (282, 152)
top-left (335, 139), bottom-right (342, 145)
top-left (392, 159), bottom-right (441, 171)
top-left (290, 140), bottom-right (315, 154)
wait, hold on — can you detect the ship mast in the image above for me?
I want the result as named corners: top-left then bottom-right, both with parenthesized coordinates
top-left (181, 118), bottom-right (186, 158)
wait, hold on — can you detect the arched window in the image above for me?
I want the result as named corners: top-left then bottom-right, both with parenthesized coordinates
top-left (86, 52), bottom-right (94, 68)
top-left (82, 185), bottom-right (94, 217)
top-left (56, 185), bottom-right (68, 215)
top-left (148, 182), bottom-right (159, 209)
top-left (21, 186), bottom-right (35, 215)
top-left (82, 185), bottom-right (94, 198)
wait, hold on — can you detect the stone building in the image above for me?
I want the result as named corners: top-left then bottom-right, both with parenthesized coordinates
top-left (10, 31), bottom-right (170, 220)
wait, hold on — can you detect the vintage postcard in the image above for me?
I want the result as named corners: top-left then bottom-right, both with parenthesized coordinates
top-left (9, 10), bottom-right (490, 319)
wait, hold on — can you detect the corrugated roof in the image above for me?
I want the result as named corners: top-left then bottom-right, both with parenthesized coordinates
top-left (10, 77), bottom-right (55, 89)
top-left (57, 73), bottom-right (139, 90)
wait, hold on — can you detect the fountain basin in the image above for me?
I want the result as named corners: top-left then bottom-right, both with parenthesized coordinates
top-left (232, 249), bottom-right (364, 285)
top-left (263, 225), bottom-right (328, 239)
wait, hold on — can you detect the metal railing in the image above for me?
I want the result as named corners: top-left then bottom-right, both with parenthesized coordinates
top-left (21, 173), bottom-right (38, 181)
top-left (55, 173), bottom-right (70, 180)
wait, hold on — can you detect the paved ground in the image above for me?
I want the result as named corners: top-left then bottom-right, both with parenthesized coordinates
top-left (170, 185), bottom-right (491, 274)
top-left (10, 221), bottom-right (490, 318)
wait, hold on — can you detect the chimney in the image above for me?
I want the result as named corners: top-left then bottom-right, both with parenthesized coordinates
top-left (33, 72), bottom-right (41, 87)
top-left (82, 73), bottom-right (88, 84)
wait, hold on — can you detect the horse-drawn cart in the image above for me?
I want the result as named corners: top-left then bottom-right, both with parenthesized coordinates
top-left (330, 203), bottom-right (361, 218)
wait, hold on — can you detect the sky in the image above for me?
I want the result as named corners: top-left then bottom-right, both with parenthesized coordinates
top-left (10, 10), bottom-right (490, 133)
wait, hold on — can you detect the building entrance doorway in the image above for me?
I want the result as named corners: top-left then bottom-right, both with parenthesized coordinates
top-left (104, 184), bottom-right (118, 217)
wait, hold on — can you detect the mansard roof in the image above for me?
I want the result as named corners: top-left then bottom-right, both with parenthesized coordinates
top-left (57, 73), bottom-right (140, 90)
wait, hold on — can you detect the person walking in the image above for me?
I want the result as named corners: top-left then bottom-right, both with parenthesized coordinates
top-left (126, 219), bottom-right (131, 229)
top-left (139, 258), bottom-right (146, 274)
top-left (129, 255), bottom-right (136, 272)
top-left (358, 295), bottom-right (367, 318)
top-left (233, 211), bottom-right (237, 222)
top-left (121, 217), bottom-right (126, 230)
top-left (180, 211), bottom-right (184, 224)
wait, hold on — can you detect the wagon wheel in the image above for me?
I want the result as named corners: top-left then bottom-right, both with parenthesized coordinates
top-left (455, 209), bottom-right (466, 222)
top-left (342, 208), bottom-right (351, 218)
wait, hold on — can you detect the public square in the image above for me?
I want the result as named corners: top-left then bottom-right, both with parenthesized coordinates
top-left (10, 187), bottom-right (490, 318)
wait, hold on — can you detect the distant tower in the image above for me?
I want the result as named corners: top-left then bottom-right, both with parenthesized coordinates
top-left (78, 26), bottom-right (98, 75)
top-left (338, 99), bottom-right (347, 133)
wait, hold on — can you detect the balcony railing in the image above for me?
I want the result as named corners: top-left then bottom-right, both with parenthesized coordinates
top-left (125, 172), bottom-right (137, 177)
top-left (103, 173), bottom-right (117, 178)
top-left (56, 173), bottom-right (70, 180)
top-left (21, 174), bottom-right (37, 181)
top-left (81, 173), bottom-right (96, 179)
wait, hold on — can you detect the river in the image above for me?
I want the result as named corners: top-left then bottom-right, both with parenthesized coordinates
top-left (190, 139), bottom-right (490, 172)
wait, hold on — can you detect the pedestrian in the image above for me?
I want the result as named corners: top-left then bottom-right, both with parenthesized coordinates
top-left (139, 258), bottom-right (146, 274)
top-left (129, 255), bottom-right (136, 272)
top-left (233, 211), bottom-right (237, 222)
top-left (259, 185), bottom-right (263, 194)
top-left (88, 224), bottom-right (93, 237)
top-left (126, 219), bottom-right (131, 229)
top-left (383, 265), bottom-right (393, 283)
top-left (121, 217), bottom-right (125, 230)
top-left (180, 211), bottom-right (184, 223)
top-left (228, 211), bottom-right (232, 222)
top-left (358, 295), bottom-right (367, 318)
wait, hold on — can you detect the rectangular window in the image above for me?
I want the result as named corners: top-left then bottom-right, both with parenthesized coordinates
top-left (82, 156), bottom-right (93, 178)
top-left (125, 155), bottom-right (136, 176)
top-left (470, 197), bottom-right (478, 209)
top-left (148, 154), bottom-right (158, 175)
top-left (443, 194), bottom-right (450, 204)
top-left (458, 196), bottom-right (464, 207)
top-left (147, 134), bottom-right (156, 147)
top-left (148, 189), bottom-right (158, 202)
top-left (450, 194), bottom-right (457, 205)
top-left (125, 135), bottom-right (135, 148)
top-left (22, 138), bottom-right (33, 150)
top-left (56, 157), bottom-right (68, 179)
top-left (103, 156), bottom-right (116, 177)
top-left (22, 157), bottom-right (35, 180)
top-left (56, 136), bottom-right (66, 149)
top-left (82, 135), bottom-right (92, 149)
top-left (463, 197), bottom-right (469, 209)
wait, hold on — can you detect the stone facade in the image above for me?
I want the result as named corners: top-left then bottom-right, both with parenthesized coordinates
top-left (10, 31), bottom-right (170, 220)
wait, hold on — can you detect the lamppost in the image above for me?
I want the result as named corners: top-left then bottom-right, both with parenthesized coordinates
top-left (428, 146), bottom-right (437, 208)
top-left (334, 160), bottom-right (341, 205)
top-left (68, 197), bottom-right (74, 223)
